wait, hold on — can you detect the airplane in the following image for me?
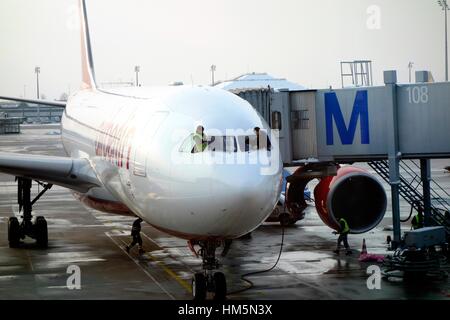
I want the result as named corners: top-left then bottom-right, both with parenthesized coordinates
top-left (0, 0), bottom-right (283, 300)
top-left (0, 0), bottom-right (389, 301)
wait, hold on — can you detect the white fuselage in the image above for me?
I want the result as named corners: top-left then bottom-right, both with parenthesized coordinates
top-left (61, 85), bottom-right (282, 240)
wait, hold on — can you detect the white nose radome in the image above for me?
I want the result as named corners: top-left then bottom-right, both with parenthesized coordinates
top-left (165, 164), bottom-right (282, 239)
top-left (208, 165), bottom-right (281, 237)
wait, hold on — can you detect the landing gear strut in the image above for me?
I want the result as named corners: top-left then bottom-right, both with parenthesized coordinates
top-left (191, 240), bottom-right (227, 301)
top-left (8, 177), bottom-right (52, 248)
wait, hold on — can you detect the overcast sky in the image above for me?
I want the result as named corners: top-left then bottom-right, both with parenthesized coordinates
top-left (0, 0), bottom-right (446, 99)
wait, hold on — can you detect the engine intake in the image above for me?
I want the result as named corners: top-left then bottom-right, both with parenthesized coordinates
top-left (286, 165), bottom-right (387, 234)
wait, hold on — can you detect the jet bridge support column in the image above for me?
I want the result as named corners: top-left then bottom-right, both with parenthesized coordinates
top-left (384, 71), bottom-right (401, 248)
top-left (420, 159), bottom-right (432, 226)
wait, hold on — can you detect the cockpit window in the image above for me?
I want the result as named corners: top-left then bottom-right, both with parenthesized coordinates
top-left (179, 134), bottom-right (238, 153)
top-left (237, 134), bottom-right (272, 152)
top-left (208, 136), bottom-right (237, 153)
top-left (179, 133), bottom-right (197, 153)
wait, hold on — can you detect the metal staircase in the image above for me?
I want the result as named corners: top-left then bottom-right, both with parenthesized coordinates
top-left (368, 160), bottom-right (450, 236)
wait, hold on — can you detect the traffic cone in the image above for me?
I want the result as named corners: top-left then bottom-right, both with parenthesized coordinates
top-left (361, 238), bottom-right (368, 256)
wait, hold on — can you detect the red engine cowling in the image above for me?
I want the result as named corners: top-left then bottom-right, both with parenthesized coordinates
top-left (287, 165), bottom-right (387, 234)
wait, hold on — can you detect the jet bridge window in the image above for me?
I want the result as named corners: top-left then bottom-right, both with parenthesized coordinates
top-left (179, 135), bottom-right (237, 153)
top-left (292, 110), bottom-right (309, 129)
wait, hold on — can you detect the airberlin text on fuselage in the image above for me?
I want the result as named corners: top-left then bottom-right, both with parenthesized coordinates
top-left (95, 121), bottom-right (135, 169)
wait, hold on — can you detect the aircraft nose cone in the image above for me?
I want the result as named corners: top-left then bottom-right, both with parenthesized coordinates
top-left (210, 165), bottom-right (282, 237)
top-left (156, 155), bottom-right (283, 239)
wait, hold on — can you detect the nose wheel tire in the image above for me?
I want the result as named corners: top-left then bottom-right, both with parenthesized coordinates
top-left (192, 273), bottom-right (207, 301)
top-left (8, 217), bottom-right (20, 248)
top-left (213, 272), bottom-right (227, 301)
top-left (192, 272), bottom-right (227, 301)
top-left (191, 240), bottom-right (228, 301)
top-left (35, 216), bottom-right (48, 248)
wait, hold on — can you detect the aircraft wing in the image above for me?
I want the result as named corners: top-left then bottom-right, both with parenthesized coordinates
top-left (0, 96), bottom-right (66, 108)
top-left (0, 152), bottom-right (100, 193)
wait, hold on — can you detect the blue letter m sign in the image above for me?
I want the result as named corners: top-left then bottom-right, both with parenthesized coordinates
top-left (325, 90), bottom-right (370, 145)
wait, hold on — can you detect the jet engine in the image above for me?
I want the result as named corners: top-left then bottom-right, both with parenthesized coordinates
top-left (286, 165), bottom-right (387, 234)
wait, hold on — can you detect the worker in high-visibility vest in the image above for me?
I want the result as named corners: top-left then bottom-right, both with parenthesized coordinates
top-left (411, 206), bottom-right (424, 230)
top-left (192, 125), bottom-right (208, 153)
top-left (333, 218), bottom-right (352, 255)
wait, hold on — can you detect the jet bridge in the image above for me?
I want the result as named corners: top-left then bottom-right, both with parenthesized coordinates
top-left (236, 70), bottom-right (450, 247)
top-left (309, 72), bottom-right (450, 162)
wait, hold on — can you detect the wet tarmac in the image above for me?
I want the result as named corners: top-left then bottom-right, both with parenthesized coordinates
top-left (0, 124), bottom-right (449, 300)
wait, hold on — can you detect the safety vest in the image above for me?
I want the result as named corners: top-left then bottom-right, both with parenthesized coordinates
top-left (193, 133), bottom-right (207, 152)
top-left (340, 218), bottom-right (350, 234)
top-left (412, 215), bottom-right (423, 229)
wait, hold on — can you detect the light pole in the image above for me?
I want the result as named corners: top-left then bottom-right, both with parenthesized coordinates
top-left (408, 62), bottom-right (414, 83)
top-left (134, 66), bottom-right (140, 86)
top-left (210, 65), bottom-right (216, 86)
top-left (35, 66), bottom-right (41, 123)
top-left (438, 0), bottom-right (449, 81)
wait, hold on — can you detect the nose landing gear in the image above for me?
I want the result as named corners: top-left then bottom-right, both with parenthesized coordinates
top-left (191, 240), bottom-right (227, 301)
top-left (7, 177), bottom-right (52, 248)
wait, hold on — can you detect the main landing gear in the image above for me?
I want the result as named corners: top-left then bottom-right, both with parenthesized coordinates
top-left (190, 240), bottom-right (231, 301)
top-left (8, 177), bottom-right (52, 248)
